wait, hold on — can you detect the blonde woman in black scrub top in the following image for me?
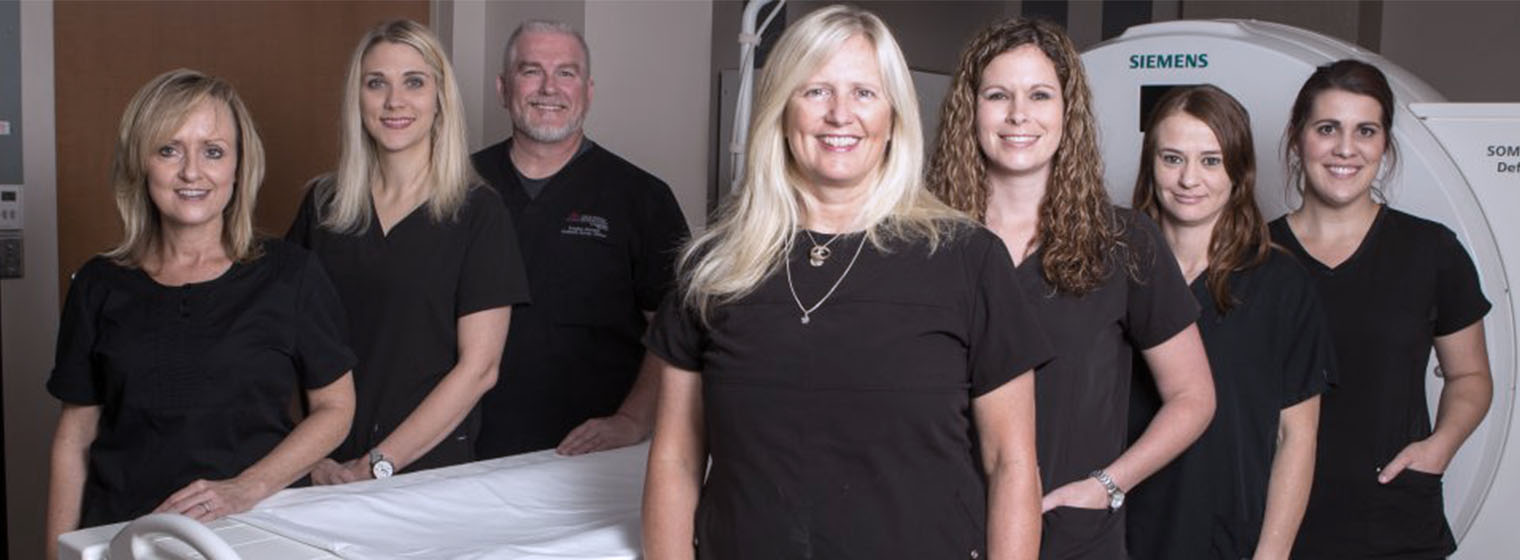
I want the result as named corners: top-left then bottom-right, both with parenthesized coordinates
top-left (1269, 60), bottom-right (1492, 559)
top-left (288, 20), bottom-right (530, 482)
top-left (643, 5), bottom-right (1048, 559)
top-left (46, 69), bottom-right (356, 559)
top-left (927, 18), bottom-right (1216, 560)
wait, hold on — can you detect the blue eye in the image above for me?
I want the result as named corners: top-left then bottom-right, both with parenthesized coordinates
top-left (1202, 156), bottom-right (1223, 166)
top-left (1160, 154), bottom-right (1182, 165)
top-left (205, 146), bottom-right (226, 160)
top-left (365, 78), bottom-right (385, 89)
top-left (158, 146), bottom-right (179, 158)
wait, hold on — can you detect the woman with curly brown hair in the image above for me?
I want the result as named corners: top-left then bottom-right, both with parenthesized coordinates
top-left (927, 18), bottom-right (1214, 559)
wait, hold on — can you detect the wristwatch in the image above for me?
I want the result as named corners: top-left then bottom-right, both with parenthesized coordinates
top-left (369, 449), bottom-right (395, 479)
top-left (1089, 469), bottom-right (1125, 511)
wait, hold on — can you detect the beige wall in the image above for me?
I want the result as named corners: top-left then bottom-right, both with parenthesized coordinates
top-left (1380, 0), bottom-right (1520, 102)
top-left (447, 0), bottom-right (711, 232)
top-left (8, 3), bottom-right (59, 558)
top-left (584, 1), bottom-right (713, 233)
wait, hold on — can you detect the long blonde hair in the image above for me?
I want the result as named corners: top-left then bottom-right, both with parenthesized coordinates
top-left (678, 4), bottom-right (964, 321)
top-left (106, 68), bottom-right (266, 266)
top-left (926, 17), bottom-right (1124, 296)
top-left (319, 19), bottom-right (476, 234)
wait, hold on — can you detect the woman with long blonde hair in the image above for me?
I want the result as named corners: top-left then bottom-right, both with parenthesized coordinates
top-left (287, 19), bottom-right (529, 482)
top-left (644, 5), bottom-right (1048, 558)
top-left (927, 18), bottom-right (1214, 559)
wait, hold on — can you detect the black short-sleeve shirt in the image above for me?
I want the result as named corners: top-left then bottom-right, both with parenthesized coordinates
top-left (471, 138), bottom-right (689, 457)
top-left (646, 225), bottom-right (1052, 559)
top-left (287, 182), bottom-right (530, 471)
top-left (1271, 207), bottom-right (1489, 559)
top-left (1126, 249), bottom-right (1334, 559)
top-left (1018, 208), bottom-right (1199, 560)
top-left (47, 240), bottom-right (354, 526)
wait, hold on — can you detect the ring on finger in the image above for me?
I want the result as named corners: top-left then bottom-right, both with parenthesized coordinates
top-left (200, 502), bottom-right (211, 514)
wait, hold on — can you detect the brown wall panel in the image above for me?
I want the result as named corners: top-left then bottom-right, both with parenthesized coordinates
top-left (55, 0), bottom-right (429, 294)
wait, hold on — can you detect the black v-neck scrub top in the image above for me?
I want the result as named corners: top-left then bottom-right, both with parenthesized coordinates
top-left (1272, 207), bottom-right (1489, 559)
top-left (646, 225), bottom-right (1053, 559)
top-left (48, 240), bottom-right (355, 526)
top-left (287, 183), bottom-right (530, 471)
top-left (1017, 208), bottom-right (1200, 560)
top-left (1126, 249), bottom-right (1335, 559)
top-left (471, 138), bottom-right (689, 458)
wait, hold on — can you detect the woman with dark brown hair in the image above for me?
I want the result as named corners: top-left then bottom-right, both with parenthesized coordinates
top-left (1127, 84), bottom-right (1332, 560)
top-left (927, 17), bottom-right (1214, 559)
top-left (1270, 59), bottom-right (1492, 559)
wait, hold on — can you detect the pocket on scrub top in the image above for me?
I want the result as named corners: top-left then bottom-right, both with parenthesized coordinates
top-left (1367, 468), bottom-right (1451, 553)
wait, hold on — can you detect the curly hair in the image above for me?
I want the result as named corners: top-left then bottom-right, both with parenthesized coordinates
top-left (1133, 85), bottom-right (1270, 313)
top-left (926, 17), bottom-right (1122, 295)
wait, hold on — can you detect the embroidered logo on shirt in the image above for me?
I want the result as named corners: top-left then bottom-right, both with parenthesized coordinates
top-left (561, 212), bottom-right (610, 239)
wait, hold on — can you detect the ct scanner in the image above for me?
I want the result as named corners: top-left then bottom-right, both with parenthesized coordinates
top-left (62, 17), bottom-right (1520, 560)
top-left (1081, 20), bottom-right (1520, 558)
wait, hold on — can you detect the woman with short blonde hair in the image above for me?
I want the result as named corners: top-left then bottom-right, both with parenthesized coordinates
top-left (47, 68), bottom-right (356, 558)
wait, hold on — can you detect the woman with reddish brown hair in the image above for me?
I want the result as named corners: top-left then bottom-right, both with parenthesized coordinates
top-left (927, 17), bottom-right (1214, 559)
top-left (1128, 84), bottom-right (1333, 560)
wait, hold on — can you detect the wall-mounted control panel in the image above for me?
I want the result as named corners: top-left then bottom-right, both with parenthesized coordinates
top-left (1, 185), bottom-right (21, 279)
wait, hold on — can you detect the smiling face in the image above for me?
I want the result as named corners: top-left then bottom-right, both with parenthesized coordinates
top-left (1151, 112), bottom-right (1232, 231)
top-left (359, 41), bottom-right (438, 157)
top-left (783, 34), bottom-right (893, 195)
top-left (146, 100), bottom-right (237, 233)
top-left (501, 30), bottom-right (591, 144)
top-left (1297, 88), bottom-right (1387, 208)
top-left (975, 44), bottom-right (1065, 182)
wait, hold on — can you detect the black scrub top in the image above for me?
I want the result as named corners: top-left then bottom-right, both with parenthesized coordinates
top-left (47, 240), bottom-right (354, 526)
top-left (1018, 208), bottom-right (1199, 560)
top-left (1271, 207), bottom-right (1489, 560)
top-left (471, 138), bottom-right (688, 457)
top-left (1126, 250), bottom-right (1334, 559)
top-left (646, 225), bottom-right (1052, 559)
top-left (287, 182), bottom-right (530, 471)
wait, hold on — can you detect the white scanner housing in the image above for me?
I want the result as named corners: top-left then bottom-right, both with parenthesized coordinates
top-left (1082, 20), bottom-right (1519, 557)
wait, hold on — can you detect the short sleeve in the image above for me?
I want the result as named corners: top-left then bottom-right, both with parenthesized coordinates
top-left (455, 187), bottom-right (531, 317)
top-left (292, 249), bottom-right (358, 389)
top-left (1432, 226), bottom-right (1490, 336)
top-left (968, 233), bottom-right (1053, 397)
top-left (633, 181), bottom-right (690, 312)
top-left (1274, 256), bottom-right (1335, 407)
top-left (644, 294), bottom-right (706, 372)
top-left (1122, 211), bottom-right (1201, 349)
top-left (285, 178), bottom-right (322, 248)
top-left (47, 260), bottom-right (107, 404)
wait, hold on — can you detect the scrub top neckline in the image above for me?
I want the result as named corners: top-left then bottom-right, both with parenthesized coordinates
top-left (371, 199), bottom-right (429, 240)
top-left (131, 258), bottom-right (242, 290)
top-left (1280, 204), bottom-right (1387, 274)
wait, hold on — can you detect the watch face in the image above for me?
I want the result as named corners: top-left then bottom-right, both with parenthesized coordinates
top-left (1109, 491), bottom-right (1125, 510)
top-left (372, 460), bottom-right (394, 479)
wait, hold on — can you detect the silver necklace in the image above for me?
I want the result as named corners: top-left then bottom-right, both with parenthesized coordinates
top-left (804, 230), bottom-right (840, 267)
top-left (785, 232), bottom-right (867, 325)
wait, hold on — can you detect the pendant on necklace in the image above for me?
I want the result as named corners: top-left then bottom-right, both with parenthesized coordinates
top-left (809, 246), bottom-right (831, 267)
top-left (800, 314), bottom-right (811, 325)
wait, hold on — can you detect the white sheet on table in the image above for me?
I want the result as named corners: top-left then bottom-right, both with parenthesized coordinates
top-left (230, 443), bottom-right (648, 559)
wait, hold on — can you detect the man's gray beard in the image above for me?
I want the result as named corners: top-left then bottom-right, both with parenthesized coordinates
top-left (513, 113), bottom-right (584, 144)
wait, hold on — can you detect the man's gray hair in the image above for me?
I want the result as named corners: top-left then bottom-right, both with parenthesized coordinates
top-left (502, 20), bottom-right (591, 76)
